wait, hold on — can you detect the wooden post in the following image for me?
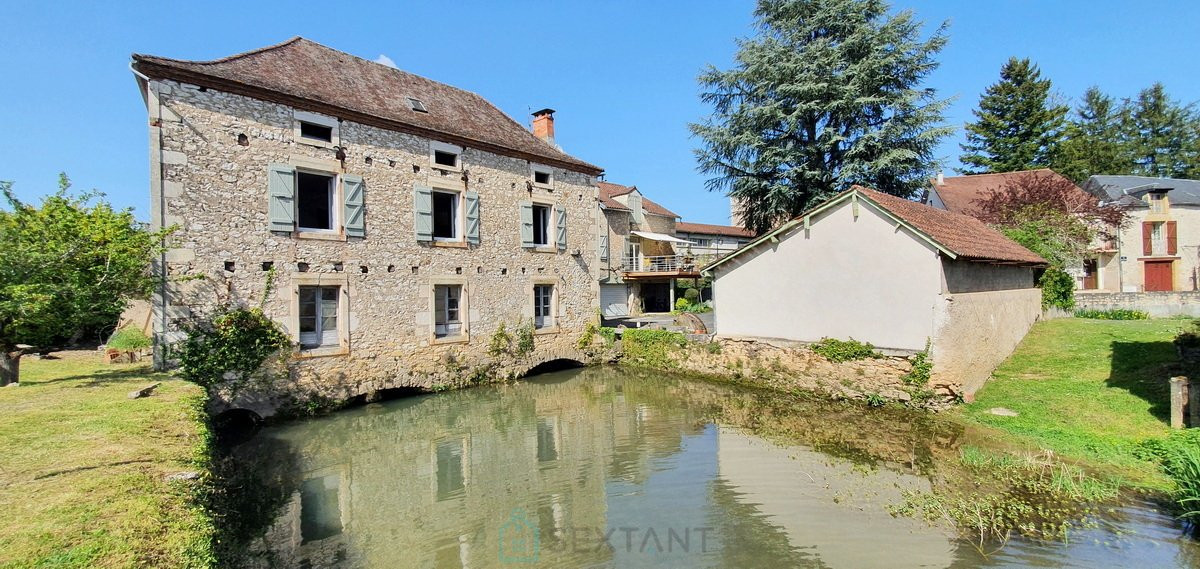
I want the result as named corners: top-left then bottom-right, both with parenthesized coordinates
top-left (1170, 376), bottom-right (1187, 429)
top-left (1190, 378), bottom-right (1200, 429)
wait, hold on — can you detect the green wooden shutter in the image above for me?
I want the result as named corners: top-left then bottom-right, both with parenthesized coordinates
top-left (556, 207), bottom-right (567, 251)
top-left (599, 233), bottom-right (609, 261)
top-left (343, 174), bottom-right (365, 238)
top-left (464, 191), bottom-right (480, 245)
top-left (414, 185), bottom-right (433, 242)
top-left (519, 201), bottom-right (534, 247)
top-left (267, 164), bottom-right (296, 232)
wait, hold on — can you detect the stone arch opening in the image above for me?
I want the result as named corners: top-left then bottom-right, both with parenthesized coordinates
top-left (212, 408), bottom-right (264, 446)
top-left (523, 358), bottom-right (585, 378)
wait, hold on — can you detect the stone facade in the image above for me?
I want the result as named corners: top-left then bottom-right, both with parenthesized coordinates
top-left (142, 78), bottom-right (601, 412)
top-left (597, 185), bottom-right (687, 315)
top-left (1076, 290), bottom-right (1200, 317)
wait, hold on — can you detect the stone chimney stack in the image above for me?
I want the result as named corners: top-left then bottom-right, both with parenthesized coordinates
top-left (531, 108), bottom-right (556, 145)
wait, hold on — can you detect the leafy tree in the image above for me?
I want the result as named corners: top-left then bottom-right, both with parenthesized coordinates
top-left (1054, 87), bottom-right (1133, 182)
top-left (1124, 83), bottom-right (1200, 179)
top-left (692, 0), bottom-right (953, 234)
top-left (0, 175), bottom-right (164, 385)
top-left (972, 170), bottom-right (1127, 239)
top-left (959, 58), bottom-right (1068, 173)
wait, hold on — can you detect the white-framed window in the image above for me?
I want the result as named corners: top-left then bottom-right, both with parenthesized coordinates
top-left (1151, 221), bottom-right (1166, 254)
top-left (294, 110), bottom-right (339, 148)
top-left (531, 164), bottom-right (554, 189)
top-left (434, 284), bottom-right (463, 338)
top-left (534, 284), bottom-right (554, 329)
top-left (625, 240), bottom-right (641, 268)
top-left (432, 190), bottom-right (461, 241)
top-left (430, 141), bottom-right (462, 171)
top-left (1149, 192), bottom-right (1168, 214)
top-left (532, 204), bottom-right (551, 246)
top-left (299, 285), bottom-right (340, 349)
top-left (296, 170), bottom-right (337, 232)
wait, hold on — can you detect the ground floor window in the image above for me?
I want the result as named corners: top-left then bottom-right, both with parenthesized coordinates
top-left (435, 284), bottom-right (463, 337)
top-left (534, 284), bottom-right (554, 329)
top-left (299, 285), bottom-right (339, 348)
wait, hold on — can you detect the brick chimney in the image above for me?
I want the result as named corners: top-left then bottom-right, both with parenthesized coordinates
top-left (531, 108), bottom-right (555, 145)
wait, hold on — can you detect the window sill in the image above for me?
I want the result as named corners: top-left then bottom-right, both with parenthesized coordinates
top-left (528, 246), bottom-right (558, 254)
top-left (296, 136), bottom-right (338, 149)
top-left (533, 326), bottom-right (559, 336)
top-left (532, 183), bottom-right (554, 191)
top-left (432, 240), bottom-right (469, 249)
top-left (431, 164), bottom-right (462, 173)
top-left (296, 346), bottom-right (349, 359)
top-left (296, 230), bottom-right (345, 241)
top-left (431, 334), bottom-right (469, 345)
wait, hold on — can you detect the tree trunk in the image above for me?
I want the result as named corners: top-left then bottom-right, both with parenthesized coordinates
top-left (0, 350), bottom-right (20, 386)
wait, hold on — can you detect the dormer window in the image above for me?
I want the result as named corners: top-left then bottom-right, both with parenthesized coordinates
top-left (293, 110), bottom-right (339, 148)
top-left (430, 141), bottom-right (462, 171)
top-left (531, 164), bottom-right (554, 189)
top-left (408, 97), bottom-right (428, 113)
top-left (1148, 192), bottom-right (1168, 214)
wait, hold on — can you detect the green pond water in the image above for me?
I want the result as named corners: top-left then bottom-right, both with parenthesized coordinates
top-left (229, 366), bottom-right (1200, 568)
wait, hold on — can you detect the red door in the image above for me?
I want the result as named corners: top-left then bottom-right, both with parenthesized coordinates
top-left (1144, 260), bottom-right (1173, 292)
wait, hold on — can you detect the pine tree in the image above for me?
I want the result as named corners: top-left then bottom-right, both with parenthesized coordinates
top-left (1053, 87), bottom-right (1132, 182)
top-left (959, 58), bottom-right (1067, 174)
top-left (1124, 83), bottom-right (1199, 178)
top-left (691, 0), bottom-right (953, 234)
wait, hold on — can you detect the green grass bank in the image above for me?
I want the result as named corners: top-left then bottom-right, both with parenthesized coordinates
top-left (0, 352), bottom-right (215, 569)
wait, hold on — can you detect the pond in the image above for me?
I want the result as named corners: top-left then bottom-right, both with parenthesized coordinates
top-left (226, 366), bottom-right (1200, 568)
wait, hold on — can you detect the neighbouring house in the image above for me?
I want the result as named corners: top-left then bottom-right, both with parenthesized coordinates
top-left (706, 186), bottom-right (1047, 396)
top-left (131, 38), bottom-right (605, 408)
top-left (1083, 175), bottom-right (1200, 292)
top-left (923, 168), bottom-right (1108, 290)
top-left (596, 182), bottom-right (694, 316)
top-left (674, 221), bottom-right (756, 258)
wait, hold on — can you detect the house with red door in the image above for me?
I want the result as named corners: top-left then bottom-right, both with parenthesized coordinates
top-left (1083, 175), bottom-right (1198, 292)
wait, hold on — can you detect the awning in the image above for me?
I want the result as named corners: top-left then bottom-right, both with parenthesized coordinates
top-left (630, 230), bottom-right (693, 245)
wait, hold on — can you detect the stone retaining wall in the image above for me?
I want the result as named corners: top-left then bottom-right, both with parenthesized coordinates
top-left (1075, 291), bottom-right (1200, 317)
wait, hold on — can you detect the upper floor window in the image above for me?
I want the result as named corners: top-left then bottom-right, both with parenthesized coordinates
top-left (430, 141), bottom-right (462, 171)
top-left (532, 204), bottom-right (551, 246)
top-left (267, 162), bottom-right (365, 238)
top-left (293, 111), bottom-right (339, 148)
top-left (531, 164), bottom-right (554, 188)
top-left (432, 190), bottom-right (460, 240)
top-left (297, 171), bottom-right (336, 231)
top-left (1148, 192), bottom-right (1168, 214)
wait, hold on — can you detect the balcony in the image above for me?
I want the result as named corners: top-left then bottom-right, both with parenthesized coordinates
top-left (621, 255), bottom-right (702, 279)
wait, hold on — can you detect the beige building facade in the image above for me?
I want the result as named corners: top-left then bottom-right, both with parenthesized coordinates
top-left (132, 38), bottom-right (604, 409)
top-left (597, 182), bottom-right (695, 316)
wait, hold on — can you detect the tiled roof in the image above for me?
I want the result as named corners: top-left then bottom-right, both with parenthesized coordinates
top-left (855, 187), bottom-right (1046, 265)
top-left (675, 221), bottom-right (756, 238)
top-left (596, 181), bottom-right (679, 218)
top-left (930, 169), bottom-right (1085, 217)
top-left (1085, 175), bottom-right (1200, 207)
top-left (132, 37), bottom-right (602, 175)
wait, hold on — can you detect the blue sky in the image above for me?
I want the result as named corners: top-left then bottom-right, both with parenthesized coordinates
top-left (1, 0), bottom-right (1198, 224)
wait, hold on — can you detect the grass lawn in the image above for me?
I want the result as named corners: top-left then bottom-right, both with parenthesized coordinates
top-left (959, 317), bottom-right (1190, 484)
top-left (0, 351), bottom-right (214, 568)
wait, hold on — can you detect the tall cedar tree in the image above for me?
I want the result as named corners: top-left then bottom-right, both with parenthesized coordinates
top-left (959, 58), bottom-right (1067, 174)
top-left (0, 176), bottom-right (165, 385)
top-left (1054, 87), bottom-right (1133, 182)
top-left (692, 0), bottom-right (953, 234)
top-left (1125, 83), bottom-right (1200, 179)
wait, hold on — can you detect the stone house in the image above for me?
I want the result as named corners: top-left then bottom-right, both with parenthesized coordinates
top-left (706, 186), bottom-right (1047, 396)
top-left (596, 182), bottom-right (694, 316)
top-left (1083, 175), bottom-right (1200, 292)
top-left (131, 37), bottom-right (605, 407)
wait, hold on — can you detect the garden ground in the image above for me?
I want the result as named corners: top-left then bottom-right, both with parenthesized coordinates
top-left (0, 351), bottom-right (214, 569)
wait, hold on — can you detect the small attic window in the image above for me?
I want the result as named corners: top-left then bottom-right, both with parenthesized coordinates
top-left (293, 110), bottom-right (339, 148)
top-left (408, 97), bottom-right (428, 113)
top-left (430, 141), bottom-right (462, 171)
top-left (299, 121), bottom-right (333, 143)
top-left (531, 164), bottom-right (553, 188)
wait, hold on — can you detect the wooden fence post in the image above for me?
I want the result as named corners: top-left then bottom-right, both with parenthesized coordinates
top-left (1170, 376), bottom-right (1187, 429)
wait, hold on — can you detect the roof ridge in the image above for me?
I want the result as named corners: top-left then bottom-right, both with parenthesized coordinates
top-left (942, 168), bottom-right (1053, 180)
top-left (134, 36), bottom-right (305, 66)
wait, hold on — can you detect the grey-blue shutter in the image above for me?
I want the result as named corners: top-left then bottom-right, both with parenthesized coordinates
top-left (519, 201), bottom-right (534, 247)
top-left (556, 207), bottom-right (567, 251)
top-left (599, 233), bottom-right (609, 261)
top-left (464, 191), bottom-right (480, 245)
top-left (267, 164), bottom-right (296, 232)
top-left (414, 185), bottom-right (433, 242)
top-left (343, 174), bottom-right (365, 238)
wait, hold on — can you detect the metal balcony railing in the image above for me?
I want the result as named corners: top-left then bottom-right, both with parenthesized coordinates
top-left (622, 255), bottom-right (700, 273)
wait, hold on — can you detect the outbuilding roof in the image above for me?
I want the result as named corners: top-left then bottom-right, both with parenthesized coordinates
top-left (1084, 175), bottom-right (1200, 207)
top-left (675, 221), bottom-right (756, 238)
top-left (132, 37), bottom-right (603, 175)
top-left (929, 169), bottom-right (1086, 217)
top-left (705, 186), bottom-right (1046, 272)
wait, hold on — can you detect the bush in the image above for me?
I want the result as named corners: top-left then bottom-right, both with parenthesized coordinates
top-left (1073, 308), bottom-right (1149, 320)
top-left (810, 337), bottom-right (879, 362)
top-left (684, 288), bottom-right (702, 304)
top-left (622, 328), bottom-right (687, 368)
top-left (675, 297), bottom-right (692, 312)
top-left (1137, 431), bottom-right (1200, 520)
top-left (1039, 267), bottom-right (1076, 310)
top-left (107, 326), bottom-right (151, 352)
top-left (488, 322), bottom-right (512, 356)
top-left (177, 307), bottom-right (292, 389)
top-left (903, 340), bottom-right (932, 386)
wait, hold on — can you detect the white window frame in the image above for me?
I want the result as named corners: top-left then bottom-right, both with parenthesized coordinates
top-left (531, 203), bottom-right (552, 247)
top-left (298, 285), bottom-right (340, 349)
top-left (1151, 221), bottom-right (1167, 255)
top-left (431, 188), bottom-right (463, 242)
top-left (290, 273), bottom-right (350, 357)
top-left (294, 110), bottom-right (340, 149)
top-left (430, 280), bottom-right (469, 343)
top-left (531, 164), bottom-right (554, 189)
top-left (532, 280), bottom-right (557, 332)
top-left (295, 169), bottom-right (340, 234)
top-left (430, 141), bottom-right (463, 171)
